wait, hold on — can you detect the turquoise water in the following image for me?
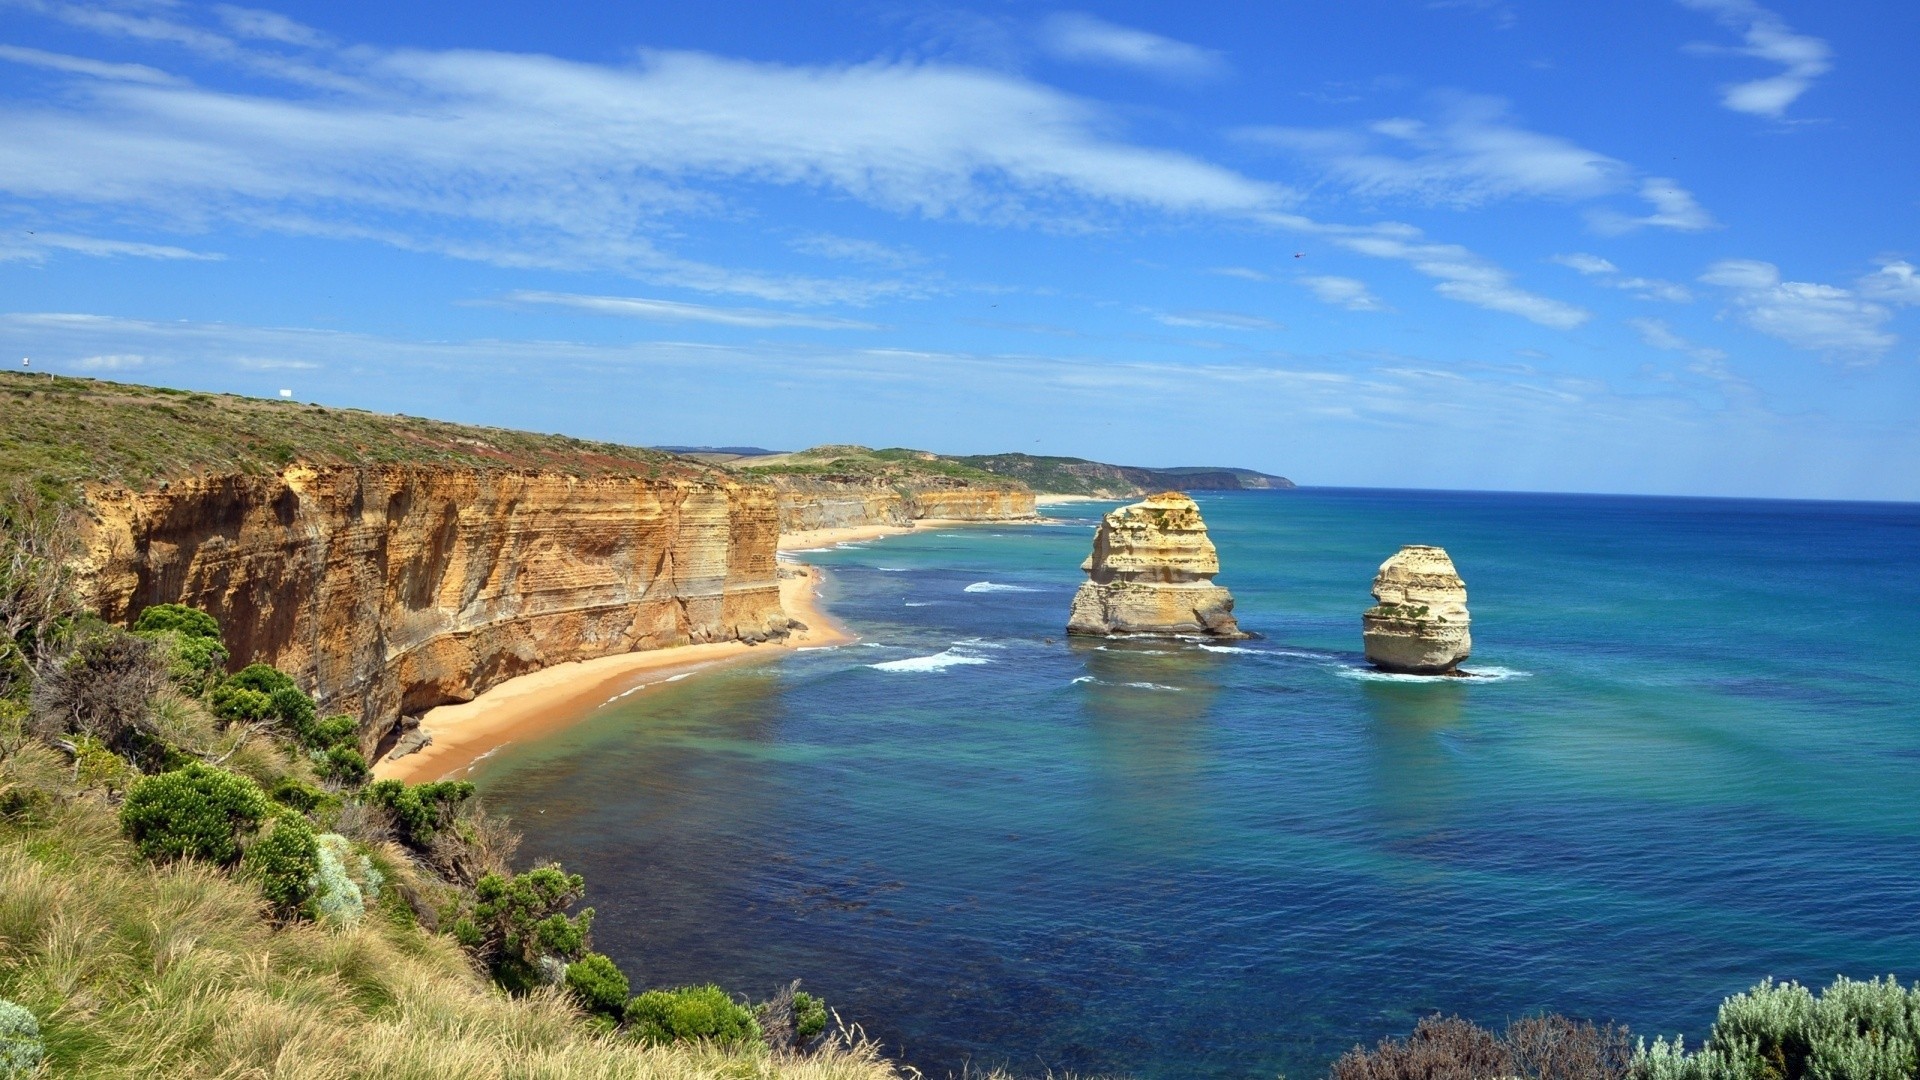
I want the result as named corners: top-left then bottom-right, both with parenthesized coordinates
top-left (474, 490), bottom-right (1920, 1079)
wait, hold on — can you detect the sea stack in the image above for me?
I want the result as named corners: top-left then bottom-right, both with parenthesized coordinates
top-left (1362, 545), bottom-right (1471, 674)
top-left (1067, 492), bottom-right (1247, 639)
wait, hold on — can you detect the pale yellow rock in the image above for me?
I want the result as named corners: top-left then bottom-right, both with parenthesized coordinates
top-left (80, 466), bottom-right (790, 734)
top-left (1066, 492), bottom-right (1246, 638)
top-left (1362, 545), bottom-right (1471, 674)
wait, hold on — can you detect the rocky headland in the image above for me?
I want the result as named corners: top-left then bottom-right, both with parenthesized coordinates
top-left (1361, 545), bottom-right (1472, 674)
top-left (1066, 492), bottom-right (1247, 639)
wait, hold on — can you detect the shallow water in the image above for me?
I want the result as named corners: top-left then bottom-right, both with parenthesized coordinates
top-left (474, 489), bottom-right (1920, 1079)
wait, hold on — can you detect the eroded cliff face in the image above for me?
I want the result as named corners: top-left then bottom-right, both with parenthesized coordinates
top-left (1362, 545), bottom-right (1471, 674)
top-left (81, 465), bottom-right (789, 735)
top-left (765, 477), bottom-right (1035, 532)
top-left (1066, 492), bottom-right (1246, 638)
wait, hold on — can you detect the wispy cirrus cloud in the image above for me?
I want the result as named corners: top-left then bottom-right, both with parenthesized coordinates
top-left (1242, 94), bottom-right (1714, 234)
top-left (1677, 0), bottom-right (1831, 119)
top-left (1037, 13), bottom-right (1226, 82)
top-left (1153, 309), bottom-right (1282, 331)
top-left (1297, 275), bottom-right (1389, 312)
top-left (1551, 252), bottom-right (1692, 302)
top-left (0, 230), bottom-right (225, 262)
top-left (1700, 259), bottom-right (1895, 357)
top-left (498, 291), bottom-right (883, 330)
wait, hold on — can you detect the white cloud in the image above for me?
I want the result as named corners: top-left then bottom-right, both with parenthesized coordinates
top-left (1552, 253), bottom-right (1618, 275)
top-left (1298, 275), bottom-right (1389, 312)
top-left (1699, 259), bottom-right (1896, 356)
top-left (788, 233), bottom-right (923, 269)
top-left (211, 4), bottom-right (331, 47)
top-left (1552, 254), bottom-right (1691, 302)
top-left (1154, 309), bottom-right (1282, 330)
top-left (1038, 13), bottom-right (1226, 82)
top-left (1243, 95), bottom-right (1632, 207)
top-left (1630, 317), bottom-right (1725, 363)
top-left (1210, 266), bottom-right (1271, 282)
top-left (1293, 218), bottom-right (1588, 328)
top-left (71, 353), bottom-right (151, 370)
top-left (0, 4), bottom-right (1288, 296)
top-left (1858, 260), bottom-right (1920, 306)
top-left (1677, 0), bottom-right (1831, 118)
top-left (0, 43), bottom-right (181, 84)
top-left (0, 231), bottom-right (225, 262)
top-left (500, 291), bottom-right (883, 330)
top-left (1589, 177), bottom-right (1717, 234)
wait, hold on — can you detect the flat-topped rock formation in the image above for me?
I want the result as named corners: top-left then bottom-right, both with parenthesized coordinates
top-left (1362, 545), bottom-right (1471, 674)
top-left (1066, 492), bottom-right (1247, 638)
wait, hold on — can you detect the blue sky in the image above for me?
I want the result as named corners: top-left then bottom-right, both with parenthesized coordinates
top-left (2, 0), bottom-right (1916, 499)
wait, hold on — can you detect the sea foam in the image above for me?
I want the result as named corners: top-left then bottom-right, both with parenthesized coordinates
top-left (964, 581), bottom-right (1037, 593)
top-left (869, 649), bottom-right (994, 673)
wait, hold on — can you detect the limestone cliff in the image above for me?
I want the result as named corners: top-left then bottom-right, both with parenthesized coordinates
top-left (763, 476), bottom-right (1035, 533)
top-left (80, 465), bottom-right (790, 738)
top-left (1066, 492), bottom-right (1246, 638)
top-left (1362, 545), bottom-right (1471, 674)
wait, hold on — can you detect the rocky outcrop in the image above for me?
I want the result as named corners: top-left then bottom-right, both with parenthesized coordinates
top-left (765, 476), bottom-right (1035, 533)
top-left (1066, 492), bottom-right (1246, 638)
top-left (1362, 545), bottom-right (1471, 674)
top-left (81, 465), bottom-right (790, 737)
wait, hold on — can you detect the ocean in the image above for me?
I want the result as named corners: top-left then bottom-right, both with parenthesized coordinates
top-left (473, 488), bottom-right (1920, 1079)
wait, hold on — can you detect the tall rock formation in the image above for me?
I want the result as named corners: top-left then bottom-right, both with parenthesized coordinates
top-left (80, 465), bottom-right (790, 736)
top-left (1362, 545), bottom-right (1471, 674)
top-left (1066, 492), bottom-right (1246, 638)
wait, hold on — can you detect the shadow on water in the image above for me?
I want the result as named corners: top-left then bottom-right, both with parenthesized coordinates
top-left (1074, 640), bottom-right (1224, 855)
top-left (1358, 679), bottom-right (1467, 848)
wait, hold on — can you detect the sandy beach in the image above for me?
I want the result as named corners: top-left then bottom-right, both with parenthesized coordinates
top-left (373, 563), bottom-right (851, 783)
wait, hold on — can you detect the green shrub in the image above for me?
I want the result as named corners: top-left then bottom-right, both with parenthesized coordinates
top-left (119, 762), bottom-right (270, 865)
top-left (268, 775), bottom-right (333, 814)
top-left (269, 685), bottom-right (316, 733)
top-left (793, 990), bottom-right (829, 1044)
top-left (624, 985), bottom-right (761, 1048)
top-left (71, 733), bottom-right (137, 794)
top-left (307, 712), bottom-right (357, 751)
top-left (319, 744), bottom-right (369, 786)
top-left (143, 630), bottom-right (230, 695)
top-left (0, 998), bottom-right (42, 1078)
top-left (210, 683), bottom-right (274, 724)
top-left (133, 603), bottom-right (221, 640)
top-left (225, 663), bottom-right (298, 698)
top-left (310, 832), bottom-right (383, 926)
top-left (1635, 976), bottom-right (1920, 1080)
top-left (453, 865), bottom-right (592, 990)
top-left (364, 778), bottom-right (475, 848)
top-left (242, 813), bottom-right (320, 917)
top-left (565, 952), bottom-right (630, 1019)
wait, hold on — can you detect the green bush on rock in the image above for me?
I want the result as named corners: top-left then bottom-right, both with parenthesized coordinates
top-left (0, 998), bottom-right (42, 1079)
top-left (132, 603), bottom-right (221, 641)
top-left (565, 952), bottom-right (630, 1019)
top-left (119, 761), bottom-right (270, 865)
top-left (453, 865), bottom-right (593, 989)
top-left (625, 984), bottom-right (761, 1048)
top-left (364, 778), bottom-right (475, 848)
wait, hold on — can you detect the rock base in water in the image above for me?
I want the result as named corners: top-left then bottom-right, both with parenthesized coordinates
top-left (1362, 545), bottom-right (1471, 674)
top-left (1066, 492), bottom-right (1248, 639)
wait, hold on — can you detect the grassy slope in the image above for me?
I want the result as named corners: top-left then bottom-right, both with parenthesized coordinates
top-left (0, 759), bottom-right (905, 1079)
top-left (727, 446), bottom-right (1018, 488)
top-left (0, 372), bottom-right (719, 498)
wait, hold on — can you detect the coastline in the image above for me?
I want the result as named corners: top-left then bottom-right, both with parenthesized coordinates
top-left (372, 562), bottom-right (852, 783)
top-left (1034, 494), bottom-right (1103, 506)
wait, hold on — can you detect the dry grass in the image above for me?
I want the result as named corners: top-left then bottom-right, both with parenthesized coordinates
top-left (0, 796), bottom-right (912, 1080)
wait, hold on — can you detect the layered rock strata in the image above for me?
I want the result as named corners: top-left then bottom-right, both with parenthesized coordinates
top-left (1361, 545), bottom-right (1471, 674)
top-left (81, 465), bottom-right (790, 737)
top-left (1066, 492), bottom-right (1246, 638)
top-left (766, 476), bottom-right (1035, 533)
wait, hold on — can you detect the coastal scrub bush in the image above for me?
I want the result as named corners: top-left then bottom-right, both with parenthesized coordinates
top-left (565, 952), bottom-right (631, 1019)
top-left (0, 998), bottom-right (43, 1078)
top-left (242, 812), bottom-right (321, 917)
top-left (452, 864), bottom-right (592, 991)
top-left (757, 980), bottom-right (831, 1050)
top-left (30, 624), bottom-right (167, 759)
top-left (1336, 1013), bottom-right (1633, 1080)
top-left (624, 984), bottom-right (762, 1048)
top-left (364, 778), bottom-right (475, 848)
top-left (1634, 976), bottom-right (1920, 1080)
top-left (209, 682), bottom-right (275, 725)
top-left (225, 662), bottom-right (299, 698)
top-left (310, 832), bottom-right (383, 926)
top-left (119, 761), bottom-right (270, 865)
top-left (132, 602), bottom-right (220, 641)
top-left (319, 743), bottom-right (369, 786)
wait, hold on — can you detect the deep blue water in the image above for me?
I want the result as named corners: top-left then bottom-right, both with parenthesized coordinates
top-left (474, 489), bottom-right (1920, 1079)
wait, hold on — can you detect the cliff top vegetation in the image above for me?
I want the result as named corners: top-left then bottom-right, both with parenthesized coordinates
top-left (0, 372), bottom-right (722, 499)
top-left (729, 445), bottom-right (1018, 488)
